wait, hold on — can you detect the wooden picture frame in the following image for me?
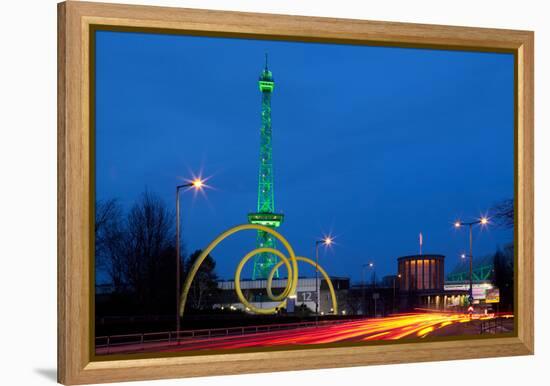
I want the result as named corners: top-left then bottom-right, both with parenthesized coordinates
top-left (58, 1), bottom-right (534, 384)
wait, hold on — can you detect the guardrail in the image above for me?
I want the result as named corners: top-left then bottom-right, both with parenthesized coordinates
top-left (96, 318), bottom-right (354, 351)
top-left (480, 317), bottom-right (505, 334)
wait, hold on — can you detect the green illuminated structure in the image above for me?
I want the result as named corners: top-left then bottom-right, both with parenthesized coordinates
top-left (248, 55), bottom-right (284, 280)
top-left (446, 254), bottom-right (494, 282)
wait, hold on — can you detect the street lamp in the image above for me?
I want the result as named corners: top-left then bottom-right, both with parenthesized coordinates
top-left (363, 262), bottom-right (375, 287)
top-left (176, 177), bottom-right (205, 338)
top-left (361, 262), bottom-right (374, 316)
top-left (315, 236), bottom-right (333, 320)
top-left (454, 216), bottom-right (489, 306)
top-left (393, 273), bottom-right (402, 312)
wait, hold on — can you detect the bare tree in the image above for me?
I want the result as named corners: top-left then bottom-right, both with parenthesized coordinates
top-left (96, 191), bottom-right (183, 314)
top-left (491, 198), bottom-right (514, 228)
top-left (95, 198), bottom-right (120, 262)
top-left (123, 191), bottom-right (175, 307)
top-left (344, 289), bottom-right (365, 316)
top-left (95, 199), bottom-right (126, 291)
top-left (184, 249), bottom-right (219, 311)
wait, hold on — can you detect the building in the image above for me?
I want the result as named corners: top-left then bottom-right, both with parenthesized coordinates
top-left (216, 276), bottom-right (350, 315)
top-left (396, 253), bottom-right (499, 312)
top-left (398, 254), bottom-right (445, 292)
top-left (397, 254), bottom-right (464, 310)
top-left (318, 277), bottom-right (350, 315)
top-left (346, 284), bottom-right (395, 317)
top-left (444, 255), bottom-right (499, 310)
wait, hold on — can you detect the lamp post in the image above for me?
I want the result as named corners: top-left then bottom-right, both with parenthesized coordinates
top-left (454, 217), bottom-right (489, 306)
top-left (315, 236), bottom-right (332, 322)
top-left (393, 273), bottom-right (401, 312)
top-left (176, 177), bottom-right (205, 338)
top-left (361, 262), bottom-right (374, 316)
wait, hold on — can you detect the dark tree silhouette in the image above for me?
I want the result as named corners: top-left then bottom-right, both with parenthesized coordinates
top-left (123, 191), bottom-right (176, 310)
top-left (491, 198), bottom-right (514, 228)
top-left (343, 289), bottom-right (364, 315)
top-left (95, 199), bottom-right (126, 292)
top-left (492, 244), bottom-right (514, 312)
top-left (489, 198), bottom-right (514, 312)
top-left (95, 190), bottom-right (185, 327)
top-left (95, 198), bottom-right (120, 264)
top-left (184, 249), bottom-right (219, 311)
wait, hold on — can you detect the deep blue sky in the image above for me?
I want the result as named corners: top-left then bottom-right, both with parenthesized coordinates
top-left (95, 30), bottom-right (514, 283)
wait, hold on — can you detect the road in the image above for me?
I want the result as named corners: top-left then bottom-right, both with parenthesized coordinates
top-left (97, 312), bottom-right (512, 355)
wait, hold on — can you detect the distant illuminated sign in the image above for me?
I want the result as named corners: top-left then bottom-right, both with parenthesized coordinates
top-left (485, 288), bottom-right (500, 303)
top-left (472, 287), bottom-right (486, 300)
top-left (297, 291), bottom-right (316, 303)
top-left (444, 283), bottom-right (494, 300)
top-left (444, 283), bottom-right (493, 291)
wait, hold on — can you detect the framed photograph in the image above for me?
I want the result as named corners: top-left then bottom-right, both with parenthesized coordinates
top-left (58, 1), bottom-right (534, 384)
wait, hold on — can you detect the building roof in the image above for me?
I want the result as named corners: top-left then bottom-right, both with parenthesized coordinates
top-left (397, 254), bottom-right (444, 261)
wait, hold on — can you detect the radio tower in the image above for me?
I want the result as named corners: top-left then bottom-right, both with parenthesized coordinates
top-left (248, 54), bottom-right (284, 280)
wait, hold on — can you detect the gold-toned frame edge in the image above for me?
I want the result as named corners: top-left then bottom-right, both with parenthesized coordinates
top-left (58, 1), bottom-right (534, 384)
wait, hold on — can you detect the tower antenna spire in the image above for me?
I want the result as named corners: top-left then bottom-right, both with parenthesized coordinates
top-left (248, 55), bottom-right (283, 280)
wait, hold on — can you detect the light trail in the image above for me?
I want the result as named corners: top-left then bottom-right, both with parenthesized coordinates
top-left (95, 312), bottom-right (513, 355)
top-left (160, 312), bottom-right (512, 353)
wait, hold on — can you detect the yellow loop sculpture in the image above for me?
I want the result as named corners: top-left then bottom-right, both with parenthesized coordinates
top-left (179, 224), bottom-right (338, 316)
top-left (267, 255), bottom-right (338, 315)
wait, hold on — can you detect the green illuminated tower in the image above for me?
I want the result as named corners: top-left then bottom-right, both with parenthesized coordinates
top-left (248, 55), bottom-right (284, 280)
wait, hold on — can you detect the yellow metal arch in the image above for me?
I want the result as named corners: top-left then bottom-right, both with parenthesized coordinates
top-left (234, 247), bottom-right (293, 314)
top-left (267, 256), bottom-right (338, 315)
top-left (179, 223), bottom-right (338, 317)
top-left (179, 224), bottom-right (298, 316)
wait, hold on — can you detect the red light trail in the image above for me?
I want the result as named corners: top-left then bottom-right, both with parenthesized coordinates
top-left (95, 312), bottom-right (513, 355)
top-left (164, 313), bottom-right (503, 352)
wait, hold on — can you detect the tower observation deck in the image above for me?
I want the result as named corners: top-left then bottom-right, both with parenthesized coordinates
top-left (248, 55), bottom-right (284, 280)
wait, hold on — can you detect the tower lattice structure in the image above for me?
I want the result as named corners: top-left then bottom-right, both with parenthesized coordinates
top-left (248, 56), bottom-right (284, 280)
